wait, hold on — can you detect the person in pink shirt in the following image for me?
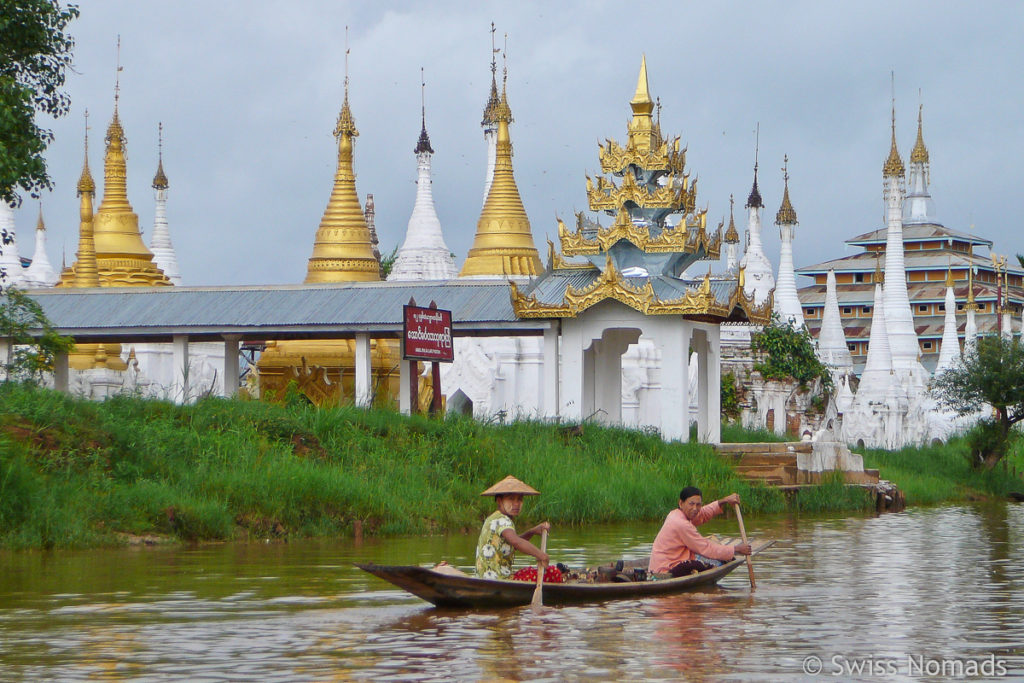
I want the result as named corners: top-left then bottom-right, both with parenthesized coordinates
top-left (649, 486), bottom-right (752, 576)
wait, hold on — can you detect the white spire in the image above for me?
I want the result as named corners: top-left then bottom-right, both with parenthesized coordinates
top-left (857, 283), bottom-right (895, 401)
top-left (904, 103), bottom-right (935, 225)
top-left (0, 201), bottom-right (25, 288)
top-left (881, 121), bottom-right (921, 372)
top-left (817, 269), bottom-right (853, 373)
top-left (389, 85), bottom-right (457, 282)
top-left (772, 156), bottom-right (803, 327)
top-left (739, 159), bottom-right (774, 305)
top-left (149, 124), bottom-right (182, 285)
top-left (22, 206), bottom-right (59, 287)
top-left (964, 307), bottom-right (978, 359)
top-left (934, 279), bottom-right (961, 374)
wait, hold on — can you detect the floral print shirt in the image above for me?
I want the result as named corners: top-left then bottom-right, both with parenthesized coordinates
top-left (475, 511), bottom-right (516, 579)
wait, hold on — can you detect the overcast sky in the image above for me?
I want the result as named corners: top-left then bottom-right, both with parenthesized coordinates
top-left (11, 1), bottom-right (1024, 286)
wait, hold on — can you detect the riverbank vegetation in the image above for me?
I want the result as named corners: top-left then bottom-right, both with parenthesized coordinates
top-left (860, 435), bottom-right (1024, 506)
top-left (0, 384), bottom-right (857, 550)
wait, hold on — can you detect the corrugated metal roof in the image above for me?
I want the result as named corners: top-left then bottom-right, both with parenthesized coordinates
top-left (798, 280), bottom-right (1014, 306)
top-left (20, 280), bottom-right (553, 342)
top-left (846, 223), bottom-right (993, 247)
top-left (796, 248), bottom-right (1011, 275)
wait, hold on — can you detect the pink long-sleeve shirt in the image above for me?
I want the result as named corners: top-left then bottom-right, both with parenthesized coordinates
top-left (648, 501), bottom-right (735, 573)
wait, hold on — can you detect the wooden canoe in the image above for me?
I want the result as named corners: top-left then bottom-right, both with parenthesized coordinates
top-left (356, 539), bottom-right (774, 608)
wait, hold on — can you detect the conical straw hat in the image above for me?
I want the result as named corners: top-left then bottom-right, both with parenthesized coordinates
top-left (480, 475), bottom-right (540, 497)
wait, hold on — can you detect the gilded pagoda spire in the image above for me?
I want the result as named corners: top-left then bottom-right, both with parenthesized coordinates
top-left (910, 103), bottom-right (929, 164)
top-left (626, 54), bottom-right (657, 154)
top-left (460, 58), bottom-right (542, 279)
top-left (724, 195), bottom-right (739, 243)
top-left (481, 22), bottom-right (501, 128)
top-left (882, 102), bottom-right (905, 178)
top-left (775, 156), bottom-right (798, 225)
top-left (86, 49), bottom-right (170, 287)
top-left (305, 36), bottom-right (380, 283)
top-left (72, 109), bottom-right (99, 288)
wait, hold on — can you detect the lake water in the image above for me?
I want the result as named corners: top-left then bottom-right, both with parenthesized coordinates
top-left (1, 504), bottom-right (1022, 681)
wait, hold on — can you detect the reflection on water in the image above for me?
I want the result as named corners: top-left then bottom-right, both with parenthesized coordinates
top-left (1, 505), bottom-right (1023, 680)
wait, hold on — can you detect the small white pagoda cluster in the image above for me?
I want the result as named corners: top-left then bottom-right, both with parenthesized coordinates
top-left (0, 202), bottom-right (60, 289)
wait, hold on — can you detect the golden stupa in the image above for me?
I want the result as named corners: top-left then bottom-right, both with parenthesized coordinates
top-left (459, 70), bottom-right (542, 278)
top-left (60, 94), bottom-right (171, 289)
top-left (256, 70), bottom-right (432, 409)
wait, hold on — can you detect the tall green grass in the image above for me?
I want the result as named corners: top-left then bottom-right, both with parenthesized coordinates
top-left (0, 383), bottom-right (916, 550)
top-left (859, 436), bottom-right (1024, 506)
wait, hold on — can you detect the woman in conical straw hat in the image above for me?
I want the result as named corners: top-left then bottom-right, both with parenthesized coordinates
top-left (475, 475), bottom-right (551, 580)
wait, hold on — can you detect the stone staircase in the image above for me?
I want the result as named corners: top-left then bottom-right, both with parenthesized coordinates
top-left (715, 442), bottom-right (880, 487)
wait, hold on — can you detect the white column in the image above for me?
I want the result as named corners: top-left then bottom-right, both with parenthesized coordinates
top-left (695, 330), bottom-right (710, 441)
top-left (542, 323), bottom-right (560, 419)
top-left (53, 350), bottom-right (69, 393)
top-left (222, 336), bottom-right (240, 398)
top-left (355, 333), bottom-right (372, 408)
top-left (399, 355), bottom-right (412, 415)
top-left (700, 325), bottom-right (721, 444)
top-left (172, 334), bottom-right (190, 402)
top-left (658, 321), bottom-right (691, 441)
top-left (560, 321), bottom-right (583, 422)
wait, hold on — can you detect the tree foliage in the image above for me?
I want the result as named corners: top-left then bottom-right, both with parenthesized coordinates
top-left (0, 287), bottom-right (74, 383)
top-left (750, 315), bottom-right (833, 390)
top-left (0, 1), bottom-right (80, 207)
top-left (932, 335), bottom-right (1024, 469)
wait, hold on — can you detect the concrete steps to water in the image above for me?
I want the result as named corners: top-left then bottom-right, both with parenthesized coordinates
top-left (715, 441), bottom-right (879, 487)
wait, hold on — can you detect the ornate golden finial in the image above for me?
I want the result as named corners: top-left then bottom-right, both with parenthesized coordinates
top-left (114, 35), bottom-right (122, 114)
top-left (724, 194), bottom-right (739, 243)
top-left (746, 123), bottom-right (762, 208)
top-left (945, 256), bottom-right (955, 288)
top-left (874, 251), bottom-right (882, 283)
top-left (334, 27), bottom-right (358, 139)
top-left (36, 202), bottom-right (44, 229)
top-left (482, 22), bottom-right (501, 126)
top-left (883, 75), bottom-right (905, 178)
top-left (776, 155), bottom-right (797, 225)
top-left (77, 109), bottom-right (95, 196)
top-left (152, 122), bottom-right (168, 189)
top-left (631, 54), bottom-right (653, 111)
top-left (910, 101), bottom-right (929, 164)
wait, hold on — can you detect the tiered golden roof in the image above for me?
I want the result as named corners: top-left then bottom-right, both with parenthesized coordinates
top-left (305, 82), bottom-right (381, 283)
top-left (775, 157), bottom-right (797, 225)
top-left (909, 104), bottom-right (929, 165)
top-left (459, 77), bottom-right (543, 278)
top-left (511, 56), bottom-right (769, 324)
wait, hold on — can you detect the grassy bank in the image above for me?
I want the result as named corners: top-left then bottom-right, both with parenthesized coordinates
top-left (860, 437), bottom-right (1024, 506)
top-left (0, 384), bottom-right (876, 550)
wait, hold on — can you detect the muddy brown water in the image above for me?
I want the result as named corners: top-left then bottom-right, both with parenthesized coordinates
top-left (1, 504), bottom-right (1022, 681)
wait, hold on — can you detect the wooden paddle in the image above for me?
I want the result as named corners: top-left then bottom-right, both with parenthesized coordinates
top-left (531, 529), bottom-right (549, 608)
top-left (733, 503), bottom-right (756, 591)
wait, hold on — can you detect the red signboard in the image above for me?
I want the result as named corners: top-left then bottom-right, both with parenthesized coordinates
top-left (402, 304), bottom-right (454, 362)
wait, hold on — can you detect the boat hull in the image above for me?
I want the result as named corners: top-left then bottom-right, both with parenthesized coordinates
top-left (356, 539), bottom-right (774, 608)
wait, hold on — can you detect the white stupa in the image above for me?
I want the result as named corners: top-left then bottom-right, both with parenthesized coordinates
top-left (388, 85), bottom-right (457, 282)
top-left (772, 157), bottom-right (804, 328)
top-left (22, 205), bottom-right (59, 288)
top-left (148, 125), bottom-right (182, 285)
top-left (739, 160), bottom-right (775, 305)
top-left (933, 269), bottom-right (961, 375)
top-left (817, 269), bottom-right (853, 374)
top-left (0, 201), bottom-right (25, 288)
top-left (881, 108), bottom-right (921, 372)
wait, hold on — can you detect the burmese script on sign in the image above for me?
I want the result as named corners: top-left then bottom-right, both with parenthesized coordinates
top-left (402, 305), bottom-right (454, 362)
